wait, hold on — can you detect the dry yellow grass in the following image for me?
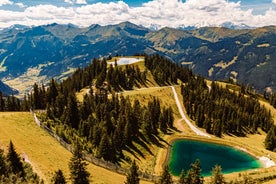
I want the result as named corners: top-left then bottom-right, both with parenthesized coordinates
top-left (0, 112), bottom-right (152, 184)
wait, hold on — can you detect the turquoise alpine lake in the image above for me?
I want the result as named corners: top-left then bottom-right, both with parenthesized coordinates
top-left (168, 139), bottom-right (262, 176)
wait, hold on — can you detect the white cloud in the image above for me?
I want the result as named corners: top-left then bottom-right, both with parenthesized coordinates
top-left (0, 0), bottom-right (13, 6)
top-left (76, 0), bottom-right (87, 4)
top-left (0, 0), bottom-right (276, 29)
top-left (15, 2), bottom-right (25, 8)
top-left (64, 0), bottom-right (87, 5)
top-left (64, 0), bottom-right (74, 4)
top-left (272, 0), bottom-right (276, 4)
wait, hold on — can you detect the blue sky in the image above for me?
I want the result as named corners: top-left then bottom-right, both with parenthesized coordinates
top-left (0, 0), bottom-right (276, 29)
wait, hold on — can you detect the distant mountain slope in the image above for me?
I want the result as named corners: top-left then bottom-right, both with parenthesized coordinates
top-left (0, 80), bottom-right (18, 95)
top-left (0, 22), bottom-right (275, 94)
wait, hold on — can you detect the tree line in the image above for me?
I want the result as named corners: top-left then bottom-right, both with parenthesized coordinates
top-left (125, 158), bottom-right (266, 184)
top-left (42, 87), bottom-right (174, 162)
top-left (0, 91), bottom-right (30, 111)
top-left (32, 56), bottom-right (175, 163)
top-left (181, 77), bottom-right (274, 137)
top-left (144, 54), bottom-right (192, 85)
top-left (31, 53), bottom-right (276, 161)
top-left (0, 141), bottom-right (43, 183)
top-left (58, 57), bottom-right (147, 95)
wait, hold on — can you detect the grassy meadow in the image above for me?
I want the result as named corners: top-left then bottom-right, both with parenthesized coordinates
top-left (0, 112), bottom-right (152, 184)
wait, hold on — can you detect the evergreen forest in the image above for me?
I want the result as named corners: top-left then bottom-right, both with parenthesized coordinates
top-left (28, 54), bottom-right (276, 165)
top-left (1, 54), bottom-right (276, 183)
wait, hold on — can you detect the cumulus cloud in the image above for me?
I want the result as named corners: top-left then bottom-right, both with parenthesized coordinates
top-left (15, 2), bottom-right (25, 8)
top-left (0, 0), bottom-right (13, 6)
top-left (0, 0), bottom-right (276, 29)
top-left (272, 0), bottom-right (276, 4)
top-left (64, 0), bottom-right (87, 5)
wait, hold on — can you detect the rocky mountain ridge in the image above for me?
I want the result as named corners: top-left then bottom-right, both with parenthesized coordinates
top-left (0, 22), bottom-right (275, 94)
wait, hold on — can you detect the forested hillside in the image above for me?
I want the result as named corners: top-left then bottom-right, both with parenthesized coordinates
top-left (181, 78), bottom-right (273, 137)
top-left (27, 54), bottom-right (276, 168)
top-left (33, 55), bottom-right (189, 163)
top-left (1, 53), bottom-right (276, 183)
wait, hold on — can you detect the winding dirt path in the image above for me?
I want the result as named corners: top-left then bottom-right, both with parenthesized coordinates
top-left (170, 86), bottom-right (211, 138)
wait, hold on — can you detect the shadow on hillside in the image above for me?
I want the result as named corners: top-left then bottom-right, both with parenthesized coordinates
top-left (124, 132), bottom-right (170, 161)
top-left (147, 134), bottom-right (166, 148)
top-left (171, 126), bottom-right (182, 133)
top-left (125, 142), bottom-right (145, 159)
top-left (134, 133), bottom-right (153, 155)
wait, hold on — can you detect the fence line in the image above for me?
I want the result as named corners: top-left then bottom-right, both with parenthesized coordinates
top-left (30, 110), bottom-right (159, 182)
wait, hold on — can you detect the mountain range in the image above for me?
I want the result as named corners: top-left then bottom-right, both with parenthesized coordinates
top-left (0, 22), bottom-right (275, 95)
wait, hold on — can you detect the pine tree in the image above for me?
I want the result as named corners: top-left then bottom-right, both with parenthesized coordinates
top-left (188, 159), bottom-right (204, 184)
top-left (125, 160), bottom-right (140, 184)
top-left (178, 169), bottom-right (186, 184)
top-left (32, 83), bottom-right (40, 109)
top-left (47, 78), bottom-right (59, 104)
top-left (210, 165), bottom-right (225, 184)
top-left (159, 108), bottom-right (168, 133)
top-left (265, 125), bottom-right (276, 151)
top-left (69, 144), bottom-right (90, 184)
top-left (0, 91), bottom-right (5, 111)
top-left (159, 166), bottom-right (173, 184)
top-left (52, 169), bottom-right (66, 184)
top-left (63, 93), bottom-right (80, 129)
top-left (167, 107), bottom-right (174, 128)
top-left (97, 132), bottom-right (110, 160)
top-left (6, 141), bottom-right (24, 177)
top-left (0, 148), bottom-right (7, 176)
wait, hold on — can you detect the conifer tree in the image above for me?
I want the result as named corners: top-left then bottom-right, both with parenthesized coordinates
top-left (6, 141), bottom-right (24, 177)
top-left (52, 169), bottom-right (66, 184)
top-left (47, 78), bottom-right (59, 106)
top-left (210, 165), bottom-right (225, 184)
top-left (178, 169), bottom-right (186, 184)
top-left (32, 83), bottom-right (40, 109)
top-left (0, 148), bottom-right (7, 176)
top-left (159, 166), bottom-right (173, 184)
top-left (265, 125), bottom-right (276, 151)
top-left (0, 91), bottom-right (5, 111)
top-left (188, 159), bottom-right (204, 184)
top-left (159, 107), bottom-right (168, 133)
top-left (97, 132), bottom-right (110, 160)
top-left (63, 93), bottom-right (79, 129)
top-left (69, 144), bottom-right (90, 184)
top-left (125, 160), bottom-right (140, 184)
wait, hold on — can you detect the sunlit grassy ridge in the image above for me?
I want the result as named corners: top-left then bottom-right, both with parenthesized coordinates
top-left (0, 112), bottom-right (71, 183)
top-left (0, 112), bottom-right (152, 184)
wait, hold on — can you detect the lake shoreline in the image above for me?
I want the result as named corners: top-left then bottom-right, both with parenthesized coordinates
top-left (155, 134), bottom-right (275, 178)
top-left (168, 138), bottom-right (263, 176)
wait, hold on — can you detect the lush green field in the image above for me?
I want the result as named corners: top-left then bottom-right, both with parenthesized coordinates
top-left (0, 112), bottom-right (152, 184)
